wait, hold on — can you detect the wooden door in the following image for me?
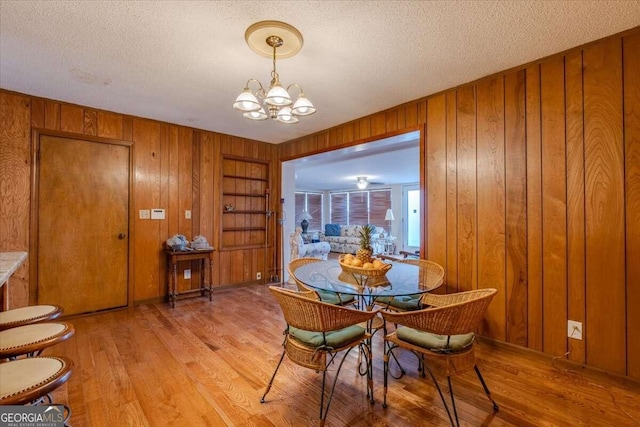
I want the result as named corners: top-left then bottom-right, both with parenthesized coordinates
top-left (36, 135), bottom-right (130, 315)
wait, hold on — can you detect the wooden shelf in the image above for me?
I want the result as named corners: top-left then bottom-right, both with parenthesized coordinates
top-left (221, 156), bottom-right (270, 250)
top-left (222, 192), bottom-right (266, 198)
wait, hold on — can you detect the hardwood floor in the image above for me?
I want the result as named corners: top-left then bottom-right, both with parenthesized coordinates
top-left (47, 284), bottom-right (640, 426)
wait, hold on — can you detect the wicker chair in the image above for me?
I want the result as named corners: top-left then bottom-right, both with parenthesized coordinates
top-left (288, 258), bottom-right (356, 306)
top-left (381, 288), bottom-right (498, 426)
top-left (376, 259), bottom-right (445, 312)
top-left (261, 286), bottom-right (379, 426)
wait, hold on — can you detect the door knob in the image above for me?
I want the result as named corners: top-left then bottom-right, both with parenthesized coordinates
top-left (118, 233), bottom-right (126, 240)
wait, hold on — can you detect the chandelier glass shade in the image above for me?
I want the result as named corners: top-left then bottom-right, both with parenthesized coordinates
top-left (233, 22), bottom-right (316, 124)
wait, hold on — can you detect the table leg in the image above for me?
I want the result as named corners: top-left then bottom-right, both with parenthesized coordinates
top-left (207, 255), bottom-right (213, 301)
top-left (171, 261), bottom-right (177, 308)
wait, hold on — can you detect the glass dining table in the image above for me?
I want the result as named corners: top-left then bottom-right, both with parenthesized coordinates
top-left (294, 259), bottom-right (441, 311)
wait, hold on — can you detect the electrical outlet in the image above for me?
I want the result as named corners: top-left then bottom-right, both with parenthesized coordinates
top-left (567, 320), bottom-right (582, 340)
top-left (139, 209), bottom-right (150, 219)
top-left (184, 269), bottom-right (191, 279)
top-left (256, 272), bottom-right (262, 280)
top-left (185, 210), bottom-right (191, 219)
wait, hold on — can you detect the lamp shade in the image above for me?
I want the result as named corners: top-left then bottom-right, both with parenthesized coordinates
top-left (265, 82), bottom-right (292, 106)
top-left (385, 209), bottom-right (395, 221)
top-left (243, 107), bottom-right (268, 121)
top-left (233, 89), bottom-right (261, 112)
top-left (277, 106), bottom-right (299, 124)
top-left (300, 210), bottom-right (313, 220)
top-left (292, 94), bottom-right (316, 116)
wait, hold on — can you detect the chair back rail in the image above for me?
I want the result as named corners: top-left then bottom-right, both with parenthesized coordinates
top-left (397, 259), bottom-right (445, 291)
top-left (269, 286), bottom-right (377, 332)
top-left (381, 288), bottom-right (497, 335)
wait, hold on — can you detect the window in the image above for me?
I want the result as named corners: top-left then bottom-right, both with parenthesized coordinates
top-left (295, 192), bottom-right (323, 231)
top-left (329, 189), bottom-right (391, 227)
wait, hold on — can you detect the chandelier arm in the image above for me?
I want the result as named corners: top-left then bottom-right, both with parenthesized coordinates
top-left (286, 83), bottom-right (304, 96)
top-left (245, 79), bottom-right (267, 100)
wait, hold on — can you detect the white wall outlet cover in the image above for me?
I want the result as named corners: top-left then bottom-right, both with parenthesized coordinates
top-left (567, 320), bottom-right (583, 340)
top-left (185, 210), bottom-right (192, 219)
top-left (184, 269), bottom-right (191, 279)
top-left (139, 209), bottom-right (150, 219)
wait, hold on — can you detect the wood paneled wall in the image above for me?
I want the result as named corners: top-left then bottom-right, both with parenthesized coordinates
top-left (0, 93), bottom-right (278, 306)
top-left (279, 29), bottom-right (640, 378)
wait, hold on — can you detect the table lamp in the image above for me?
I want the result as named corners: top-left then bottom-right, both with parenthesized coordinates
top-left (385, 208), bottom-right (395, 236)
top-left (300, 210), bottom-right (313, 234)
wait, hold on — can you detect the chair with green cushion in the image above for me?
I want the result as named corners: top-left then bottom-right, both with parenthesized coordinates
top-left (381, 288), bottom-right (498, 427)
top-left (375, 259), bottom-right (444, 312)
top-left (261, 286), bottom-right (379, 426)
top-left (288, 258), bottom-right (357, 307)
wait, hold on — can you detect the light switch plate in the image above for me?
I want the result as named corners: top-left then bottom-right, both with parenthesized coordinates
top-left (184, 269), bottom-right (191, 279)
top-left (185, 210), bottom-right (192, 219)
top-left (151, 209), bottom-right (165, 220)
top-left (139, 209), bottom-right (150, 219)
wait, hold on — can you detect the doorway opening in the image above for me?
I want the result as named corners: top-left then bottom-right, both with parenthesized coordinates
top-left (281, 130), bottom-right (421, 281)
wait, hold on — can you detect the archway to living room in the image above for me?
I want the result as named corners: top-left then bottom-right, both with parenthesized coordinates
top-left (280, 130), bottom-right (421, 282)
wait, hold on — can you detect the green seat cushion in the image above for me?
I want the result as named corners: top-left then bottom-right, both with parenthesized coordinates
top-left (397, 327), bottom-right (475, 353)
top-left (317, 290), bottom-right (355, 305)
top-left (377, 294), bottom-right (422, 311)
top-left (289, 325), bottom-right (366, 348)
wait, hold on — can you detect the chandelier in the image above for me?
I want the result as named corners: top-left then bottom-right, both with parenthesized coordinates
top-left (233, 21), bottom-right (316, 124)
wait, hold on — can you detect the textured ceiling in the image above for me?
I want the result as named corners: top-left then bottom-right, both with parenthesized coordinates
top-left (1, 1), bottom-right (639, 145)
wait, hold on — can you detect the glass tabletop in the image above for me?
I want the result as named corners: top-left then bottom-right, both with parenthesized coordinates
top-left (294, 260), bottom-right (440, 297)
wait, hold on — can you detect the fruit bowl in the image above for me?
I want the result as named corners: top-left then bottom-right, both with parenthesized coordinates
top-left (338, 254), bottom-right (392, 277)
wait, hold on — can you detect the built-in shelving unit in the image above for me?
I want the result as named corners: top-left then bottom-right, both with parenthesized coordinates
top-left (221, 156), bottom-right (270, 249)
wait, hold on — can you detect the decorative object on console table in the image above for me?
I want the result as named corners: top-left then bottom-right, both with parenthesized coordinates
top-left (385, 208), bottom-right (395, 236)
top-left (300, 210), bottom-right (312, 235)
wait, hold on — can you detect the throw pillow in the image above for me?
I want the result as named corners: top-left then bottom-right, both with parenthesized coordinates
top-left (325, 223), bottom-right (341, 236)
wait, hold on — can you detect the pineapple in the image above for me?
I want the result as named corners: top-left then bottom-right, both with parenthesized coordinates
top-left (356, 224), bottom-right (375, 264)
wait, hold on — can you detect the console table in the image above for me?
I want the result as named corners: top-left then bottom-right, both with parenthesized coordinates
top-left (165, 249), bottom-right (214, 308)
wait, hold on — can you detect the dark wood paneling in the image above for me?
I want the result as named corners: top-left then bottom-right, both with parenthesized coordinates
top-left (540, 57), bottom-right (568, 357)
top-left (60, 105), bottom-right (84, 134)
top-left (44, 101), bottom-right (60, 130)
top-left (525, 64), bottom-right (543, 352)
top-left (426, 94), bottom-right (447, 267)
top-left (0, 92), bottom-right (31, 307)
top-left (565, 51), bottom-right (586, 363)
top-left (83, 109), bottom-right (97, 136)
top-left (584, 38), bottom-right (625, 375)
top-left (624, 31), bottom-right (640, 380)
top-left (133, 119), bottom-right (163, 300)
top-left (445, 91), bottom-right (458, 293)
top-left (504, 70), bottom-right (528, 347)
top-left (97, 111), bottom-right (123, 139)
top-left (456, 85), bottom-right (477, 292)
top-left (476, 76), bottom-right (506, 340)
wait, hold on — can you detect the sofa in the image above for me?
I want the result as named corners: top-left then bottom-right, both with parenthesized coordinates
top-left (290, 228), bottom-right (331, 261)
top-left (319, 224), bottom-right (386, 254)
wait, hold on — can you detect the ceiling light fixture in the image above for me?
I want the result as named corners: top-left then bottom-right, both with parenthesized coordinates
top-left (356, 176), bottom-right (369, 190)
top-left (233, 21), bottom-right (316, 124)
